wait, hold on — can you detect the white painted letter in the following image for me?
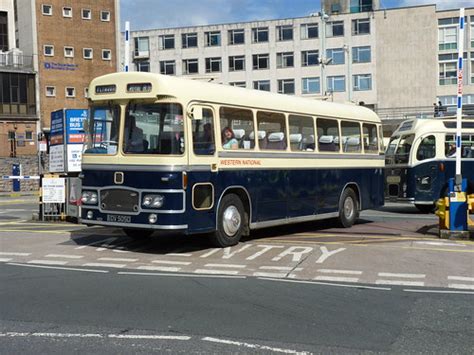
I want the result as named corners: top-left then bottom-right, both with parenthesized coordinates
top-left (272, 246), bottom-right (313, 262)
top-left (246, 245), bottom-right (284, 260)
top-left (315, 246), bottom-right (346, 264)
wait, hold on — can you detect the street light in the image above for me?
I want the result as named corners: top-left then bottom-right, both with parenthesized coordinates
top-left (319, 10), bottom-right (329, 96)
top-left (343, 44), bottom-right (352, 102)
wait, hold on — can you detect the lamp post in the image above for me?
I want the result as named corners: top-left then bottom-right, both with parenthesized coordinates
top-left (319, 10), bottom-right (329, 96)
top-left (343, 44), bottom-right (352, 102)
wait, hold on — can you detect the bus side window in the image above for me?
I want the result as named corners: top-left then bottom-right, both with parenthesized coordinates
top-left (416, 135), bottom-right (436, 161)
top-left (445, 134), bottom-right (455, 158)
top-left (192, 108), bottom-right (215, 155)
top-left (363, 123), bottom-right (378, 154)
top-left (289, 114), bottom-right (314, 151)
top-left (341, 121), bottom-right (362, 153)
top-left (257, 111), bottom-right (287, 150)
top-left (219, 106), bottom-right (255, 150)
top-left (317, 118), bottom-right (340, 152)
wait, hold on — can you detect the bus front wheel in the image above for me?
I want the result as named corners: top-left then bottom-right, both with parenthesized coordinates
top-left (211, 194), bottom-right (245, 247)
top-left (338, 188), bottom-right (359, 228)
top-left (123, 228), bottom-right (154, 239)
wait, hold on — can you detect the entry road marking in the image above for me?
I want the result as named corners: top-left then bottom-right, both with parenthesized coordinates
top-left (109, 334), bottom-right (191, 340)
top-left (98, 257), bottom-right (138, 263)
top-left (152, 260), bottom-right (191, 266)
top-left (448, 284), bottom-right (474, 290)
top-left (0, 258), bottom-right (12, 262)
top-left (314, 276), bottom-right (359, 283)
top-left (46, 254), bottom-right (83, 259)
top-left (28, 260), bottom-right (68, 266)
top-left (194, 269), bottom-right (240, 275)
top-left (0, 252), bottom-right (30, 256)
top-left (378, 272), bottom-right (426, 278)
top-left (137, 266), bottom-right (181, 272)
top-left (7, 262), bottom-right (108, 273)
top-left (204, 263), bottom-right (246, 268)
top-left (376, 280), bottom-right (425, 286)
top-left (448, 276), bottom-right (474, 282)
top-left (83, 262), bottom-right (126, 268)
top-left (317, 269), bottom-right (363, 275)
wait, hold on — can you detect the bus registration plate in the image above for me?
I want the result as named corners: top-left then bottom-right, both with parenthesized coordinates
top-left (107, 214), bottom-right (131, 223)
top-left (386, 176), bottom-right (401, 184)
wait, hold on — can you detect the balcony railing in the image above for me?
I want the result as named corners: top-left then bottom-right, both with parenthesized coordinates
top-left (0, 52), bottom-right (34, 71)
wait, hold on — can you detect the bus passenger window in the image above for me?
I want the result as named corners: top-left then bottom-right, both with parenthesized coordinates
top-left (341, 121), bottom-right (362, 153)
top-left (363, 123), bottom-right (378, 154)
top-left (257, 111), bottom-right (287, 150)
top-left (317, 118), bottom-right (339, 152)
top-left (193, 109), bottom-right (215, 155)
top-left (445, 134), bottom-right (456, 158)
top-left (416, 135), bottom-right (436, 161)
top-left (219, 107), bottom-right (255, 149)
top-left (289, 115), bottom-right (314, 151)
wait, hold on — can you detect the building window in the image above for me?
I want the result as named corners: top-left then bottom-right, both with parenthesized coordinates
top-left (352, 46), bottom-right (371, 63)
top-left (44, 45), bottom-right (54, 56)
top-left (62, 6), bottom-right (72, 18)
top-left (160, 60), bottom-right (175, 75)
top-left (276, 52), bottom-right (294, 68)
top-left (438, 26), bottom-right (457, 51)
top-left (42, 4), bottom-right (52, 15)
top-left (205, 31), bottom-right (221, 46)
top-left (229, 55), bottom-right (245, 71)
top-left (230, 82), bottom-right (246, 88)
top-left (83, 48), bottom-right (93, 59)
top-left (327, 76), bottom-right (346, 92)
top-left (350, 0), bottom-right (375, 12)
top-left (277, 25), bottom-right (293, 41)
top-left (183, 59), bottom-right (199, 74)
top-left (25, 131), bottom-right (33, 140)
top-left (439, 58), bottom-right (457, 85)
top-left (64, 46), bottom-right (74, 58)
top-left (228, 29), bottom-right (245, 45)
top-left (8, 131), bottom-right (15, 140)
top-left (302, 77), bottom-right (320, 94)
top-left (205, 57), bottom-right (221, 73)
top-left (326, 21), bottom-right (344, 37)
top-left (82, 8), bottom-right (91, 20)
top-left (134, 37), bottom-right (149, 57)
top-left (302, 50), bottom-right (319, 66)
top-left (253, 80), bottom-right (270, 91)
top-left (102, 49), bottom-right (112, 60)
top-left (253, 53), bottom-right (269, 70)
top-left (327, 48), bottom-right (345, 65)
top-left (45, 86), bottom-right (56, 97)
top-left (252, 27), bottom-right (268, 43)
top-left (0, 73), bottom-right (37, 115)
top-left (159, 34), bottom-right (175, 50)
top-left (278, 79), bottom-right (295, 94)
top-left (0, 12), bottom-right (9, 51)
top-left (135, 60), bottom-right (150, 72)
top-left (352, 18), bottom-right (370, 35)
top-left (100, 10), bottom-right (110, 22)
top-left (65, 87), bottom-right (75, 98)
top-left (182, 32), bottom-right (197, 48)
top-left (353, 74), bottom-right (372, 91)
top-left (301, 23), bottom-right (318, 39)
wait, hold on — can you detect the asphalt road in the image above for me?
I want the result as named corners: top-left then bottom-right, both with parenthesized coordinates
top-left (1, 262), bottom-right (473, 354)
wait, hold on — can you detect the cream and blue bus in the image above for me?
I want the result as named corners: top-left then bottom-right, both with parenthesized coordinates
top-left (385, 117), bottom-right (474, 212)
top-left (80, 72), bottom-right (384, 246)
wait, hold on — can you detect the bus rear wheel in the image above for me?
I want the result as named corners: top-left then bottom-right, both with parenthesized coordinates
top-left (123, 228), bottom-right (154, 239)
top-left (338, 188), bottom-right (359, 228)
top-left (211, 194), bottom-right (245, 247)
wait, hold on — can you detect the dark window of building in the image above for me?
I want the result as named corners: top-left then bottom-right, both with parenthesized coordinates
top-left (183, 59), bottom-right (199, 74)
top-left (205, 57), bottom-right (221, 73)
top-left (326, 21), bottom-right (344, 37)
top-left (302, 50), bottom-right (319, 66)
top-left (160, 60), bottom-right (175, 75)
top-left (135, 60), bottom-right (150, 72)
top-left (0, 73), bottom-right (36, 115)
top-left (252, 27), bottom-right (268, 42)
top-left (253, 80), bottom-right (270, 91)
top-left (352, 18), bottom-right (370, 35)
top-left (182, 32), bottom-right (197, 48)
top-left (277, 25), bottom-right (293, 41)
top-left (278, 79), bottom-right (295, 94)
top-left (253, 53), bottom-right (269, 69)
top-left (350, 0), bottom-right (374, 13)
top-left (229, 55), bottom-right (245, 71)
top-left (159, 34), bottom-right (175, 50)
top-left (0, 12), bottom-right (8, 51)
top-left (228, 29), bottom-right (245, 45)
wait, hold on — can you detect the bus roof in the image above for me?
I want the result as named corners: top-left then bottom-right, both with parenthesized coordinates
top-left (392, 117), bottom-right (474, 137)
top-left (89, 72), bottom-right (381, 123)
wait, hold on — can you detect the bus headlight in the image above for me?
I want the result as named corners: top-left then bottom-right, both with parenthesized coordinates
top-left (142, 194), bottom-right (164, 208)
top-left (81, 191), bottom-right (98, 205)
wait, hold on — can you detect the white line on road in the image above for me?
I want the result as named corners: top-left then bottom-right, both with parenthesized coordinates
top-left (204, 263), bottom-right (246, 268)
top-left (448, 276), bottom-right (474, 282)
top-left (314, 276), bottom-right (360, 283)
top-left (0, 252), bottom-right (30, 256)
top-left (98, 257), bottom-right (138, 262)
top-left (7, 262), bottom-right (108, 273)
top-left (0, 332), bottom-right (191, 341)
top-left (378, 272), bottom-right (426, 278)
top-left (376, 280), bottom-right (425, 286)
top-left (33, 332), bottom-right (103, 338)
top-left (108, 334), bottom-right (191, 340)
top-left (194, 269), bottom-right (240, 275)
top-left (259, 266), bottom-right (297, 271)
top-left (152, 260), bottom-right (191, 266)
top-left (82, 263), bottom-right (126, 269)
top-left (46, 254), bottom-right (84, 259)
top-left (118, 271), bottom-right (246, 279)
top-left (415, 241), bottom-right (465, 247)
top-left (0, 258), bottom-right (12, 262)
top-left (165, 253), bottom-right (192, 257)
top-left (404, 288), bottom-right (474, 295)
top-left (137, 266), bottom-right (181, 272)
top-left (259, 277), bottom-right (392, 291)
top-left (27, 260), bottom-right (68, 266)
top-left (317, 269), bottom-right (363, 275)
top-left (202, 336), bottom-right (308, 354)
top-left (253, 272), bottom-right (287, 278)
top-left (448, 284), bottom-right (474, 290)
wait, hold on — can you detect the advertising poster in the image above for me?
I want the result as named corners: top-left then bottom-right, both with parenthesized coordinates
top-left (42, 177), bottom-right (66, 203)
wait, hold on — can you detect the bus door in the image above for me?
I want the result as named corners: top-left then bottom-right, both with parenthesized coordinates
top-left (413, 135), bottom-right (438, 203)
top-left (188, 104), bottom-right (218, 231)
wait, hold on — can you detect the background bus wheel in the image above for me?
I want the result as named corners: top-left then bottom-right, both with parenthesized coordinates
top-left (211, 194), bottom-right (245, 247)
top-left (338, 188), bottom-right (359, 228)
top-left (415, 204), bottom-right (435, 213)
top-left (123, 228), bottom-right (154, 239)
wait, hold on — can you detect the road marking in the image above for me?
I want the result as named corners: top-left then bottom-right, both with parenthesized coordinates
top-left (137, 266), bottom-right (181, 272)
top-left (109, 334), bottom-right (191, 340)
top-left (259, 266), bottom-right (295, 271)
top-left (46, 254), bottom-right (83, 259)
top-left (448, 284), bottom-right (474, 290)
top-left (317, 269), bottom-right (363, 275)
top-left (0, 252), bottom-right (30, 256)
top-left (0, 258), bottom-right (12, 262)
top-left (33, 332), bottom-right (103, 338)
top-left (448, 276), bottom-right (474, 282)
top-left (253, 272), bottom-right (287, 278)
top-left (376, 280), bottom-right (425, 286)
top-left (7, 262), bottom-right (108, 273)
top-left (0, 229), bottom-right (71, 234)
top-left (194, 269), bottom-right (240, 275)
top-left (272, 246), bottom-right (313, 262)
top-left (222, 244), bottom-right (253, 259)
top-left (199, 249), bottom-right (220, 258)
top-left (27, 260), bottom-right (68, 266)
top-left (202, 336), bottom-right (307, 354)
top-left (165, 253), bottom-right (192, 257)
top-left (314, 276), bottom-right (359, 283)
top-left (259, 277), bottom-right (392, 291)
top-left (378, 272), bottom-right (426, 278)
top-left (245, 245), bottom-right (284, 260)
top-left (315, 246), bottom-right (346, 263)
top-left (0, 332), bottom-right (190, 341)
top-left (404, 288), bottom-right (474, 295)
top-left (415, 241), bottom-right (465, 247)
top-left (152, 260), bottom-right (191, 266)
top-left (118, 271), bottom-right (246, 279)
top-left (83, 262), bottom-right (126, 268)
top-left (204, 263), bottom-right (246, 268)
top-left (98, 257), bottom-right (138, 262)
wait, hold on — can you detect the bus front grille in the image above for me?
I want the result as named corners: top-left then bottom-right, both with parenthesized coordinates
top-left (100, 189), bottom-right (139, 212)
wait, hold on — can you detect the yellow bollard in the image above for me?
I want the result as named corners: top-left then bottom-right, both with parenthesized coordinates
top-left (435, 197), bottom-right (450, 230)
top-left (468, 194), bottom-right (474, 227)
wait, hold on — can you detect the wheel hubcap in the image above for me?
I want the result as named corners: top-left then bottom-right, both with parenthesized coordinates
top-left (222, 205), bottom-right (241, 236)
top-left (344, 197), bottom-right (355, 220)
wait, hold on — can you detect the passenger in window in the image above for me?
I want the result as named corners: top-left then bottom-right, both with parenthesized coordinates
top-left (172, 130), bottom-right (185, 154)
top-left (124, 115), bottom-right (144, 152)
top-left (447, 144), bottom-right (456, 157)
top-left (222, 127), bottom-right (238, 149)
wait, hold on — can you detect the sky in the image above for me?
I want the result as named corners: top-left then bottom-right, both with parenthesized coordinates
top-left (120, 0), bottom-right (474, 31)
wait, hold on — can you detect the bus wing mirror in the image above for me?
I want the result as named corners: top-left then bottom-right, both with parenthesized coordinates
top-left (188, 105), bottom-right (203, 120)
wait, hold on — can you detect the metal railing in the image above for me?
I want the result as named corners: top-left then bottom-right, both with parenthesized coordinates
top-left (0, 52), bottom-right (34, 70)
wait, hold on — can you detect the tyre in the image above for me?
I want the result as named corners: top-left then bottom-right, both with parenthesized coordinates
top-left (123, 228), bottom-right (154, 239)
top-left (211, 194), bottom-right (245, 247)
top-left (338, 188), bottom-right (359, 228)
top-left (415, 204), bottom-right (435, 213)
